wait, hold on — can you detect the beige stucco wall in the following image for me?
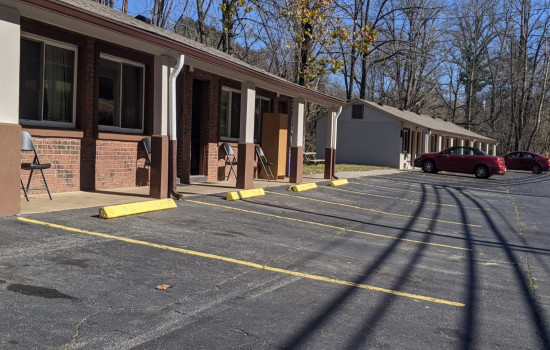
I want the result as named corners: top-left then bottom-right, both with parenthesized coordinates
top-left (0, 5), bottom-right (19, 125)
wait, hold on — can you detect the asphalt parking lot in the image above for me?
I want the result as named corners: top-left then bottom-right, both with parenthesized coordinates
top-left (1, 170), bottom-right (550, 349)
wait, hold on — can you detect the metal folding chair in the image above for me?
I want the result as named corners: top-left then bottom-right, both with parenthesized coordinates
top-left (223, 143), bottom-right (238, 180)
top-left (142, 137), bottom-right (152, 167)
top-left (20, 131), bottom-right (52, 201)
top-left (255, 145), bottom-right (275, 181)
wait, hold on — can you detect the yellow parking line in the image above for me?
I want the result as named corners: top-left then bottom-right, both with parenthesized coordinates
top-left (368, 177), bottom-right (509, 195)
top-left (347, 182), bottom-right (496, 202)
top-left (17, 217), bottom-right (464, 307)
top-left (265, 191), bottom-right (481, 228)
top-left (325, 186), bottom-right (489, 211)
top-left (187, 200), bottom-right (469, 251)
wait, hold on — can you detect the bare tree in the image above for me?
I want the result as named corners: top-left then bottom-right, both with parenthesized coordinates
top-left (152, 0), bottom-right (176, 28)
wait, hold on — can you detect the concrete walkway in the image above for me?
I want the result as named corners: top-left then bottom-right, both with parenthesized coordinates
top-left (19, 169), bottom-right (401, 215)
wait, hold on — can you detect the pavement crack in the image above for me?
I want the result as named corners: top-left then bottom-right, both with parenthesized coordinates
top-left (61, 310), bottom-right (101, 349)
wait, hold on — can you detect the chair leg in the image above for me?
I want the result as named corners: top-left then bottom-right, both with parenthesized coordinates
top-left (266, 164), bottom-right (275, 181)
top-left (39, 168), bottom-right (52, 200)
top-left (229, 164), bottom-right (237, 180)
top-left (21, 177), bottom-right (29, 202)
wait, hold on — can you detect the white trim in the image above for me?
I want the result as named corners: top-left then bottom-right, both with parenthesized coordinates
top-left (98, 54), bottom-right (145, 134)
top-left (19, 33), bottom-right (78, 128)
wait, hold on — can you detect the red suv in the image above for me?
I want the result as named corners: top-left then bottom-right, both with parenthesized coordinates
top-left (503, 151), bottom-right (550, 174)
top-left (414, 146), bottom-right (507, 179)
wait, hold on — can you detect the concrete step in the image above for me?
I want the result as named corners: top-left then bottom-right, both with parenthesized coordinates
top-left (188, 175), bottom-right (208, 184)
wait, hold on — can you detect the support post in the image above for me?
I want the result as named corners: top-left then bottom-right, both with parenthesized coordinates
top-left (0, 6), bottom-right (21, 217)
top-left (290, 98), bottom-right (305, 183)
top-left (150, 135), bottom-right (169, 198)
top-left (236, 81), bottom-right (255, 189)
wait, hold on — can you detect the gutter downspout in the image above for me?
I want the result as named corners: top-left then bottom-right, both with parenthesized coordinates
top-left (168, 54), bottom-right (185, 199)
top-left (331, 106), bottom-right (343, 180)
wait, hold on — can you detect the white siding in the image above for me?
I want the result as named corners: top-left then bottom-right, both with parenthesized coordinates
top-left (317, 103), bottom-right (402, 168)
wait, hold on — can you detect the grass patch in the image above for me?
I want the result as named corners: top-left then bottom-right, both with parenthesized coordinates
top-left (302, 163), bottom-right (390, 175)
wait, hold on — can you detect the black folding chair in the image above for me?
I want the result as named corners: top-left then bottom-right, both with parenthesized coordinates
top-left (20, 131), bottom-right (52, 201)
top-left (223, 143), bottom-right (238, 180)
top-left (142, 137), bottom-right (152, 167)
top-left (139, 137), bottom-right (152, 186)
top-left (255, 145), bottom-right (275, 181)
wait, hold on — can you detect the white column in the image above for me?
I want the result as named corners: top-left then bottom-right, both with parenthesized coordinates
top-left (470, 140), bottom-right (476, 147)
top-left (239, 81), bottom-right (256, 144)
top-left (460, 139), bottom-right (465, 147)
top-left (492, 144), bottom-right (497, 156)
top-left (437, 135), bottom-right (443, 152)
top-left (326, 107), bottom-right (337, 149)
top-left (449, 137), bottom-right (454, 147)
top-left (423, 132), bottom-right (430, 153)
top-left (485, 143), bottom-right (489, 154)
top-left (153, 55), bottom-right (173, 136)
top-left (0, 6), bottom-right (20, 125)
top-left (291, 98), bottom-right (305, 147)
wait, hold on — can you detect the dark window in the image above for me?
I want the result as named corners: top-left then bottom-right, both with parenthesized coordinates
top-left (19, 36), bottom-right (76, 125)
top-left (352, 104), bottom-right (364, 119)
top-left (402, 129), bottom-right (410, 153)
top-left (98, 56), bottom-right (144, 131)
top-left (254, 97), bottom-right (271, 141)
top-left (220, 88), bottom-right (241, 139)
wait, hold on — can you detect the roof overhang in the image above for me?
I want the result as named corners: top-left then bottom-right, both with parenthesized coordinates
top-left (4, 0), bottom-right (344, 107)
top-left (347, 99), bottom-right (497, 143)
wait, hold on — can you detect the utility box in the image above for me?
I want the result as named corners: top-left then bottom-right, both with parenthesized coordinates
top-left (261, 113), bottom-right (288, 179)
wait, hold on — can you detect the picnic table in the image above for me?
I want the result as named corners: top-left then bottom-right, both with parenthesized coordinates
top-left (303, 152), bottom-right (325, 165)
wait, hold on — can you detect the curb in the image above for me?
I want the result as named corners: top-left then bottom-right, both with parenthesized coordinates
top-left (288, 183), bottom-right (317, 192)
top-left (330, 179), bottom-right (349, 187)
top-left (99, 198), bottom-right (177, 219)
top-left (227, 188), bottom-right (265, 201)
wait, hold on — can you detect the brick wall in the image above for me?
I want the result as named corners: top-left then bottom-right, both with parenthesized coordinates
top-left (95, 140), bottom-right (149, 189)
top-left (21, 137), bottom-right (81, 195)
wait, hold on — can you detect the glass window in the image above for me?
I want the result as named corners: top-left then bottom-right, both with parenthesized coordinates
top-left (254, 97), bottom-right (271, 141)
top-left (220, 87), bottom-right (241, 139)
top-left (352, 104), bottom-right (364, 119)
top-left (98, 55), bottom-right (144, 132)
top-left (19, 36), bottom-right (76, 126)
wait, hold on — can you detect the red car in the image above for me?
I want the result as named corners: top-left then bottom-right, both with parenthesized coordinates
top-left (414, 146), bottom-right (507, 179)
top-left (503, 151), bottom-right (550, 174)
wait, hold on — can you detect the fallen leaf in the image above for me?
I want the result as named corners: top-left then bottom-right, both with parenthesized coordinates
top-left (156, 284), bottom-right (173, 291)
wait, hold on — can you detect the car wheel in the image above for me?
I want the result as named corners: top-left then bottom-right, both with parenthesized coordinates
top-left (422, 160), bottom-right (435, 173)
top-left (474, 165), bottom-right (489, 179)
top-left (532, 164), bottom-right (542, 174)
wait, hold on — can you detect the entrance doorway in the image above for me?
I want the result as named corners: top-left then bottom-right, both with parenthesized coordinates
top-left (191, 80), bottom-right (206, 175)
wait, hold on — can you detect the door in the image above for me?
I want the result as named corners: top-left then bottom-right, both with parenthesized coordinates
top-left (190, 80), bottom-right (206, 175)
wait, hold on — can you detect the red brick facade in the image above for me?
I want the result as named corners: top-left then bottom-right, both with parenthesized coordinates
top-left (18, 18), bottom-right (294, 198)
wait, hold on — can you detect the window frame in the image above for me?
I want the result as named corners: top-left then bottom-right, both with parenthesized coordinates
top-left (254, 95), bottom-right (271, 142)
top-left (98, 53), bottom-right (145, 134)
top-left (19, 33), bottom-right (78, 128)
top-left (219, 86), bottom-right (242, 141)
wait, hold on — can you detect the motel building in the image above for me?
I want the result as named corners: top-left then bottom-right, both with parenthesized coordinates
top-left (0, 0), bottom-right (344, 217)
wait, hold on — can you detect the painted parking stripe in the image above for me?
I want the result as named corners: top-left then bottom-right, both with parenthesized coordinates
top-left (367, 177), bottom-right (509, 195)
top-left (187, 200), bottom-right (469, 251)
top-left (347, 181), bottom-right (497, 202)
top-left (17, 217), bottom-right (464, 307)
top-left (325, 186), bottom-right (489, 211)
top-left (265, 191), bottom-right (482, 228)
